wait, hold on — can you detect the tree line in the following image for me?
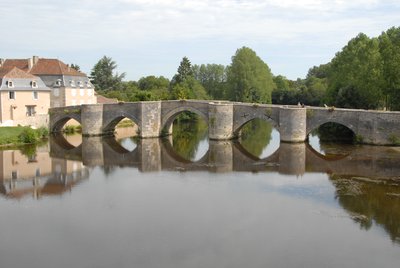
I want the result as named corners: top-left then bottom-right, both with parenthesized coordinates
top-left (91, 26), bottom-right (400, 111)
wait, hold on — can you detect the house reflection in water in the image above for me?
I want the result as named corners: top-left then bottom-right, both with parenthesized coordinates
top-left (0, 144), bottom-right (90, 199)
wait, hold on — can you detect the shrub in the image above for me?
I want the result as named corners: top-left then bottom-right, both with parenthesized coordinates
top-left (18, 127), bottom-right (38, 144)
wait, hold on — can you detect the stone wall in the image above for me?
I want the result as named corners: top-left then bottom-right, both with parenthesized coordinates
top-left (49, 101), bottom-right (400, 145)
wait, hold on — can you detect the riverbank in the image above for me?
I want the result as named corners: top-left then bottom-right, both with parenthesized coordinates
top-left (0, 126), bottom-right (49, 147)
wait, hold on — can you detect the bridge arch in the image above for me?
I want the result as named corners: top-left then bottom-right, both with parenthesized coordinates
top-left (307, 118), bottom-right (357, 137)
top-left (233, 116), bottom-right (280, 138)
top-left (51, 114), bottom-right (82, 133)
top-left (102, 113), bottom-right (141, 135)
top-left (161, 106), bottom-right (209, 133)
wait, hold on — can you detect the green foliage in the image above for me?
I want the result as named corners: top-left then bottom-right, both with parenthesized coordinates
top-left (326, 33), bottom-right (384, 109)
top-left (18, 127), bottom-right (38, 144)
top-left (226, 47), bottom-right (275, 103)
top-left (239, 119), bottom-right (273, 157)
top-left (379, 27), bottom-right (400, 110)
top-left (192, 64), bottom-right (227, 99)
top-left (170, 118), bottom-right (208, 161)
top-left (0, 126), bottom-right (49, 146)
top-left (388, 134), bottom-right (400, 145)
top-left (170, 57), bottom-right (208, 100)
top-left (330, 175), bottom-right (400, 243)
top-left (90, 56), bottom-right (126, 91)
top-left (63, 125), bottom-right (81, 134)
top-left (172, 57), bottom-right (194, 84)
top-left (36, 127), bottom-right (49, 138)
top-left (314, 123), bottom-right (355, 143)
top-left (70, 63), bottom-right (80, 71)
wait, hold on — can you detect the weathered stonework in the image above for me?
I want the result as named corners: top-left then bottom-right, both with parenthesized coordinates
top-left (208, 102), bottom-right (234, 140)
top-left (49, 101), bottom-right (400, 145)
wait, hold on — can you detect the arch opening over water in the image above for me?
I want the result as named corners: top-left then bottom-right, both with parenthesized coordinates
top-left (308, 122), bottom-right (356, 156)
top-left (103, 116), bottom-right (140, 137)
top-left (166, 112), bottom-right (209, 162)
top-left (236, 118), bottom-right (280, 160)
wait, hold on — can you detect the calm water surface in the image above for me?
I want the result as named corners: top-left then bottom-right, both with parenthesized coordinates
top-left (1, 121), bottom-right (400, 268)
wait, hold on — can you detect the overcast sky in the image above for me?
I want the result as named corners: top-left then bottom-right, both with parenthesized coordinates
top-left (1, 0), bottom-right (399, 80)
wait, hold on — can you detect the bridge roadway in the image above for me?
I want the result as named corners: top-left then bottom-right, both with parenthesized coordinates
top-left (50, 136), bottom-right (400, 178)
top-left (49, 100), bottom-right (400, 145)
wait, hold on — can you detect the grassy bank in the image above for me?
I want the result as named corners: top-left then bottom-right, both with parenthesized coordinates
top-left (0, 126), bottom-right (49, 147)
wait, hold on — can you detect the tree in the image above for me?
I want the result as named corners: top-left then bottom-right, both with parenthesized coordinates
top-left (192, 64), bottom-right (227, 99)
top-left (70, 64), bottom-right (81, 72)
top-left (90, 56), bottom-right (126, 91)
top-left (226, 47), bottom-right (275, 103)
top-left (172, 57), bottom-right (193, 84)
top-left (326, 33), bottom-right (384, 109)
top-left (170, 57), bottom-right (208, 100)
top-left (379, 27), bottom-right (400, 110)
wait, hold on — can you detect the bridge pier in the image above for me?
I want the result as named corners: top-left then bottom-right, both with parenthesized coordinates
top-left (208, 102), bottom-right (235, 140)
top-left (279, 107), bottom-right (307, 143)
top-left (81, 104), bottom-right (106, 136)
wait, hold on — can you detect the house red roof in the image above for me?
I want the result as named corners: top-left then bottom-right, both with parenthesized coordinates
top-left (2, 59), bottom-right (29, 71)
top-left (2, 57), bottom-right (87, 77)
top-left (30, 58), bottom-right (86, 77)
top-left (0, 66), bottom-right (38, 79)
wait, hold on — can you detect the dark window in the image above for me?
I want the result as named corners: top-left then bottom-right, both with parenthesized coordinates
top-left (26, 105), bottom-right (36, 116)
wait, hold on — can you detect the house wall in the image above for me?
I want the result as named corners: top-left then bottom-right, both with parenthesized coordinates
top-left (64, 86), bottom-right (96, 106)
top-left (0, 90), bottom-right (50, 126)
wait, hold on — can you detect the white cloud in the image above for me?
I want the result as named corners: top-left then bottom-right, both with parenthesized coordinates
top-left (0, 0), bottom-right (399, 79)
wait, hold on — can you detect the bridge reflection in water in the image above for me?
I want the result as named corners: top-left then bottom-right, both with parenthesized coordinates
top-left (2, 135), bottom-right (400, 244)
top-left (50, 135), bottom-right (400, 178)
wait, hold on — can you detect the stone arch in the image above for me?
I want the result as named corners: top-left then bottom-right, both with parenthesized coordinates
top-left (51, 114), bottom-right (82, 133)
top-left (161, 138), bottom-right (210, 166)
top-left (233, 116), bottom-right (280, 138)
top-left (161, 106), bottom-right (209, 132)
top-left (306, 119), bottom-right (357, 137)
top-left (102, 114), bottom-right (141, 135)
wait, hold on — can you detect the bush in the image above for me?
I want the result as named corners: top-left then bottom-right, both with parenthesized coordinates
top-left (36, 126), bottom-right (49, 138)
top-left (18, 127), bottom-right (38, 144)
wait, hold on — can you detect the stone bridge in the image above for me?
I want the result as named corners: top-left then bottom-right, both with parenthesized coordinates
top-left (49, 100), bottom-right (400, 145)
top-left (49, 136), bottom-right (400, 178)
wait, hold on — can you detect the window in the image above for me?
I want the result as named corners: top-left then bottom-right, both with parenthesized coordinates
top-left (80, 88), bottom-right (84, 96)
top-left (71, 88), bottom-right (77, 96)
top-left (53, 88), bottom-right (59, 97)
top-left (33, 91), bottom-right (38, 100)
top-left (9, 91), bottom-right (15, 99)
top-left (7, 81), bottom-right (14, 88)
top-left (78, 81), bottom-right (83, 88)
top-left (70, 80), bottom-right (75, 87)
top-left (87, 88), bottom-right (93, 96)
top-left (31, 81), bottom-right (38, 88)
top-left (86, 81), bottom-right (92, 88)
top-left (26, 105), bottom-right (36, 116)
top-left (11, 171), bottom-right (18, 180)
top-left (55, 79), bottom-right (62, 86)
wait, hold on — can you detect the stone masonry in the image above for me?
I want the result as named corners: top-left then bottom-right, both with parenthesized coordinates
top-left (49, 100), bottom-right (400, 145)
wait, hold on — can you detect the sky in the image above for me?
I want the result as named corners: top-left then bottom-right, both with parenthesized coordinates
top-left (1, 0), bottom-right (399, 81)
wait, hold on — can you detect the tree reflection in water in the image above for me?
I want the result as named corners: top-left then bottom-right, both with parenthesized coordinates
top-left (239, 119), bottom-right (278, 158)
top-left (170, 114), bottom-right (208, 161)
top-left (330, 175), bottom-right (400, 244)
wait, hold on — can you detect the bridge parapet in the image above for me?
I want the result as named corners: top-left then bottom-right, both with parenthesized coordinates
top-left (48, 101), bottom-right (400, 145)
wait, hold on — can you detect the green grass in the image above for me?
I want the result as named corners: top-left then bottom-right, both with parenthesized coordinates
top-left (0, 126), bottom-right (25, 145)
top-left (0, 126), bottom-right (49, 146)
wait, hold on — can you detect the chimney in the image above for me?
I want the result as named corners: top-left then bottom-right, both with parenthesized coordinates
top-left (28, 58), bottom-right (33, 70)
top-left (0, 58), bottom-right (4, 67)
top-left (33, 55), bottom-right (39, 65)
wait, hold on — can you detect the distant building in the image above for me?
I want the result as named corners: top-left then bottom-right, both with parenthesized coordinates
top-left (0, 56), bottom-right (97, 127)
top-left (0, 66), bottom-right (50, 127)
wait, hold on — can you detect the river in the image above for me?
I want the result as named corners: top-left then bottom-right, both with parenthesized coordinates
top-left (0, 120), bottom-right (399, 268)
